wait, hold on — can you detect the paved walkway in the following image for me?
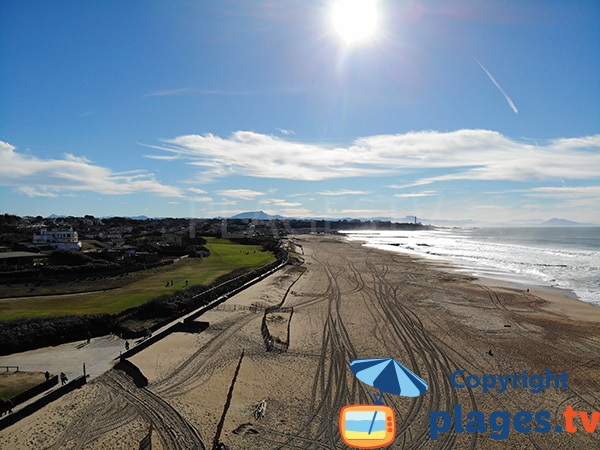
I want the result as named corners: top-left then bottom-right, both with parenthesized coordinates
top-left (0, 258), bottom-right (288, 419)
top-left (0, 335), bottom-right (126, 382)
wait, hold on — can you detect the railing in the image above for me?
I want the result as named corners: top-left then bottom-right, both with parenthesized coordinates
top-left (0, 366), bottom-right (18, 372)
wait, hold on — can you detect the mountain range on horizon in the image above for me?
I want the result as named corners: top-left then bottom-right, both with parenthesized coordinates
top-left (40, 212), bottom-right (599, 227)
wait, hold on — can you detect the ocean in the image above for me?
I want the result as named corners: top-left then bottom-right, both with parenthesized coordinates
top-left (342, 227), bottom-right (600, 307)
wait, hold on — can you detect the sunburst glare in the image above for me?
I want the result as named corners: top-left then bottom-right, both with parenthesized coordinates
top-left (331, 0), bottom-right (379, 45)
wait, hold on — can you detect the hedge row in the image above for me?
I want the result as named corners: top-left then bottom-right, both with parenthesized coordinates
top-left (0, 314), bottom-right (113, 355)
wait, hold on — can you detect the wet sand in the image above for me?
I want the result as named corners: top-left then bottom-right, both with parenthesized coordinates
top-left (1, 235), bottom-right (599, 450)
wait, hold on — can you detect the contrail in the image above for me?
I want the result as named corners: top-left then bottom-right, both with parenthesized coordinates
top-left (474, 57), bottom-right (518, 114)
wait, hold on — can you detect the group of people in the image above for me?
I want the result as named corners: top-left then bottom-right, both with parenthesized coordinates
top-left (0, 371), bottom-right (68, 417)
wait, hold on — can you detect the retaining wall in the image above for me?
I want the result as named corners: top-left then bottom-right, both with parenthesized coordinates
top-left (10, 375), bottom-right (58, 408)
top-left (0, 375), bottom-right (87, 431)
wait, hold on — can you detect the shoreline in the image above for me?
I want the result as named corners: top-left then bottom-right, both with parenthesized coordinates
top-left (345, 236), bottom-right (599, 323)
top-left (474, 276), bottom-right (600, 322)
top-left (1, 234), bottom-right (599, 450)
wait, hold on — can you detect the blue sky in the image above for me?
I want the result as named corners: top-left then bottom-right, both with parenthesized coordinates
top-left (1, 0), bottom-right (599, 223)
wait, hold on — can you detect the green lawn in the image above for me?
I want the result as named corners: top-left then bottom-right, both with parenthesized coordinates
top-left (0, 237), bottom-right (275, 322)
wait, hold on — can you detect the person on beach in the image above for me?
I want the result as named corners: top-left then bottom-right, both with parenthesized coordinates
top-left (60, 372), bottom-right (68, 385)
top-left (45, 371), bottom-right (50, 381)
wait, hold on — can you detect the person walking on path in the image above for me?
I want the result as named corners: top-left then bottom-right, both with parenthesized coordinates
top-left (45, 371), bottom-right (50, 381)
top-left (60, 372), bottom-right (68, 385)
top-left (5, 399), bottom-right (13, 414)
top-left (125, 341), bottom-right (130, 351)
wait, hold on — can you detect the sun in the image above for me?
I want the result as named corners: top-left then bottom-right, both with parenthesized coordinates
top-left (332, 0), bottom-right (378, 45)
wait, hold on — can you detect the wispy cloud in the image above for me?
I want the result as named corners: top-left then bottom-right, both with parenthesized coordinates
top-left (215, 189), bottom-right (265, 200)
top-left (151, 130), bottom-right (600, 184)
top-left (188, 187), bottom-right (208, 194)
top-left (394, 191), bottom-right (438, 198)
top-left (492, 185), bottom-right (600, 199)
top-left (212, 200), bottom-right (238, 206)
top-left (474, 57), bottom-right (518, 114)
top-left (18, 186), bottom-right (59, 198)
top-left (318, 189), bottom-right (372, 196)
top-left (276, 128), bottom-right (296, 136)
top-left (526, 185), bottom-right (600, 198)
top-left (261, 198), bottom-right (302, 207)
top-left (144, 154), bottom-right (180, 161)
top-left (1, 140), bottom-right (184, 198)
top-left (387, 181), bottom-right (433, 189)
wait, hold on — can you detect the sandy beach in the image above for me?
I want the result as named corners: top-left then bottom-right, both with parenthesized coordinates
top-left (1, 235), bottom-right (599, 450)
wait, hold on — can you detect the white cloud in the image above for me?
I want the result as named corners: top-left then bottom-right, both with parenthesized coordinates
top-left (523, 185), bottom-right (600, 198)
top-left (152, 130), bottom-right (600, 183)
top-left (0, 140), bottom-right (184, 198)
top-left (189, 196), bottom-right (213, 202)
top-left (168, 201), bottom-right (179, 204)
top-left (488, 185), bottom-right (600, 199)
top-left (212, 200), bottom-right (238, 206)
top-left (188, 187), bottom-right (208, 194)
top-left (18, 186), bottom-right (58, 198)
top-left (143, 154), bottom-right (180, 161)
top-left (276, 128), bottom-right (296, 135)
top-left (263, 198), bottom-right (302, 207)
top-left (474, 58), bottom-right (518, 114)
top-left (215, 189), bottom-right (265, 200)
top-left (387, 181), bottom-right (433, 189)
top-left (318, 189), bottom-right (372, 196)
top-left (394, 191), bottom-right (438, 198)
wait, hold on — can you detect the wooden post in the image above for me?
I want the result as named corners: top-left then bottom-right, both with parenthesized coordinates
top-left (139, 421), bottom-right (152, 450)
top-left (212, 351), bottom-right (244, 450)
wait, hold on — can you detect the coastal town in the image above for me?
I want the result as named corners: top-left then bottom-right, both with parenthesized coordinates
top-left (0, 213), bottom-right (428, 270)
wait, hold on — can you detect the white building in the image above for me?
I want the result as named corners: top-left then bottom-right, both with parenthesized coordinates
top-left (33, 227), bottom-right (82, 251)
